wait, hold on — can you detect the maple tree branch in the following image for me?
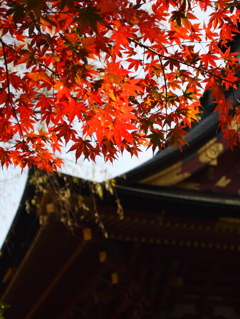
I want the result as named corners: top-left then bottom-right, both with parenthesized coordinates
top-left (106, 23), bottom-right (236, 85)
top-left (158, 55), bottom-right (169, 127)
top-left (0, 39), bottom-right (24, 139)
top-left (2, 42), bottom-right (60, 78)
top-left (129, 37), bottom-right (238, 86)
top-left (29, 13), bottom-right (59, 56)
top-left (28, 19), bottom-right (86, 88)
top-left (158, 56), bottom-right (168, 99)
top-left (38, 61), bottom-right (60, 78)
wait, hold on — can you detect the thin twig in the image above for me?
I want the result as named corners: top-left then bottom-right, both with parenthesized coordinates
top-left (158, 56), bottom-right (169, 128)
top-left (129, 37), bottom-right (238, 86)
top-left (2, 42), bottom-right (60, 77)
top-left (0, 39), bottom-right (24, 139)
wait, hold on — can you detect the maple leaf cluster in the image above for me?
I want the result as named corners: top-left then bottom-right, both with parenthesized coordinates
top-left (0, 0), bottom-right (240, 170)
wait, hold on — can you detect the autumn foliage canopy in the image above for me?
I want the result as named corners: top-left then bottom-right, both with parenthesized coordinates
top-left (0, 0), bottom-right (240, 170)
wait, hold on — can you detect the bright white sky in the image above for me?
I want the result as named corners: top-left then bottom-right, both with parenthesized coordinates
top-left (0, 5), bottom-right (212, 248)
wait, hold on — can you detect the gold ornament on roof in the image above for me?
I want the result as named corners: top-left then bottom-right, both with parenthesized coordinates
top-left (198, 138), bottom-right (224, 166)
